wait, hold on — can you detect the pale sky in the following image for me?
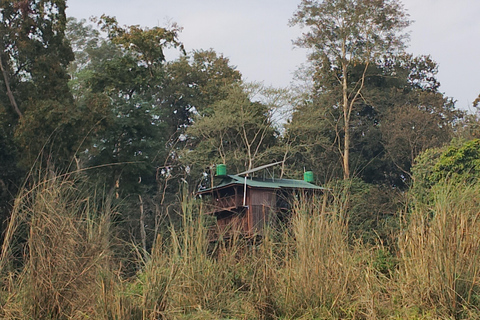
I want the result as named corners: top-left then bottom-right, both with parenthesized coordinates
top-left (66, 0), bottom-right (480, 111)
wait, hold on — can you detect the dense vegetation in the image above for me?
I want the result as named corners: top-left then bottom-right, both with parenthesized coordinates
top-left (1, 0), bottom-right (480, 318)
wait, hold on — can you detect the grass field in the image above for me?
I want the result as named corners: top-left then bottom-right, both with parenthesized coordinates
top-left (1, 173), bottom-right (480, 319)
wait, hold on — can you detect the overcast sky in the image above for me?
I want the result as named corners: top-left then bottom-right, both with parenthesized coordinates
top-left (66, 0), bottom-right (480, 111)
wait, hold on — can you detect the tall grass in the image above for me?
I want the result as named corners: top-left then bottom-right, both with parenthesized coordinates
top-left (2, 175), bottom-right (480, 319)
top-left (398, 182), bottom-right (480, 318)
top-left (0, 172), bottom-right (116, 319)
top-left (149, 190), bottom-right (388, 319)
top-left (274, 198), bottom-right (370, 318)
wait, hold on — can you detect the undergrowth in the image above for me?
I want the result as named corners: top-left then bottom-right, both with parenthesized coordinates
top-left (1, 174), bottom-right (480, 319)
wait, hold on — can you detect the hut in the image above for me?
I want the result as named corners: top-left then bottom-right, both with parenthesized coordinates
top-left (197, 163), bottom-right (325, 238)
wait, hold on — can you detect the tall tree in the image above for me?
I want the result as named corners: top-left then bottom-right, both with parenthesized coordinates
top-left (65, 18), bottom-right (244, 247)
top-left (183, 83), bottom-right (278, 176)
top-left (288, 52), bottom-right (462, 188)
top-left (76, 16), bottom-right (184, 197)
top-left (0, 0), bottom-right (73, 109)
top-left (0, 0), bottom-right (75, 169)
top-left (157, 49), bottom-right (241, 137)
top-left (381, 92), bottom-right (459, 184)
top-left (378, 54), bottom-right (462, 186)
top-left (0, 0), bottom-right (75, 234)
top-left (290, 0), bottom-right (410, 179)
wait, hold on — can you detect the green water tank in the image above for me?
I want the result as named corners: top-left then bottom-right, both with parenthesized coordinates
top-left (304, 171), bottom-right (314, 183)
top-left (216, 164), bottom-right (227, 176)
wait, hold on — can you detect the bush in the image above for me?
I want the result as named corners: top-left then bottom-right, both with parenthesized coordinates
top-left (412, 139), bottom-right (480, 203)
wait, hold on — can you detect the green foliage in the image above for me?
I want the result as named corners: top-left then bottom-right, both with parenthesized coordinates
top-left (0, 1), bottom-right (81, 231)
top-left (285, 93), bottom-right (343, 182)
top-left (68, 18), bottom-right (183, 197)
top-left (183, 83), bottom-right (278, 175)
top-left (62, 18), bottom-right (246, 251)
top-left (430, 139), bottom-right (480, 183)
top-left (0, 0), bottom-right (74, 103)
top-left (0, 0), bottom-right (76, 170)
top-left (412, 139), bottom-right (480, 203)
top-left (288, 0), bottom-right (463, 187)
top-left (290, 0), bottom-right (410, 70)
top-left (289, 49), bottom-right (461, 188)
top-left (328, 178), bottom-right (401, 246)
top-left (98, 15), bottom-right (184, 66)
top-left (159, 49), bottom-right (241, 135)
top-left (66, 18), bottom-right (242, 200)
top-left (372, 248), bottom-right (396, 276)
top-left (290, 0), bottom-right (411, 179)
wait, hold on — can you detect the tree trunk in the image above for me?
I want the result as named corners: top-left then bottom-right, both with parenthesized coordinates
top-left (0, 54), bottom-right (22, 118)
top-left (342, 62), bottom-right (350, 180)
top-left (139, 194), bottom-right (147, 254)
top-left (105, 171), bottom-right (120, 218)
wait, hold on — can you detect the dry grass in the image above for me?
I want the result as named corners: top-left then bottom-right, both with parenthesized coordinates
top-left (0, 172), bottom-right (116, 319)
top-left (397, 182), bottom-right (480, 318)
top-left (1, 175), bottom-right (480, 319)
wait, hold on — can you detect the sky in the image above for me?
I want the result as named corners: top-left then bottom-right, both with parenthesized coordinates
top-left (66, 0), bottom-right (480, 111)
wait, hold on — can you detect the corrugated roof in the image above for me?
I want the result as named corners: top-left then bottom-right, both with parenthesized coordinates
top-left (198, 174), bottom-right (325, 193)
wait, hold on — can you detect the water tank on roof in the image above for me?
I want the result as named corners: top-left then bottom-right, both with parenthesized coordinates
top-left (216, 164), bottom-right (227, 176)
top-left (304, 171), bottom-right (314, 183)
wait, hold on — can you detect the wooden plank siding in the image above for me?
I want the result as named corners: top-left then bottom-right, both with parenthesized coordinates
top-left (248, 188), bottom-right (276, 235)
top-left (203, 186), bottom-right (241, 215)
top-left (205, 187), bottom-right (278, 238)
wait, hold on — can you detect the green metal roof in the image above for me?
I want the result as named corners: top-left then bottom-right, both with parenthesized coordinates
top-left (198, 174), bottom-right (325, 193)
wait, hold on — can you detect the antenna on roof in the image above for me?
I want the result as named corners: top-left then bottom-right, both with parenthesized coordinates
top-left (237, 161), bottom-right (284, 176)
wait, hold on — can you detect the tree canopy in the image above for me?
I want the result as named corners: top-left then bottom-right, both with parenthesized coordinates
top-left (290, 0), bottom-right (410, 180)
top-left (0, 0), bottom-right (473, 253)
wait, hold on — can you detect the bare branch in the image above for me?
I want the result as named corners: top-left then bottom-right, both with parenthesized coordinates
top-left (0, 53), bottom-right (22, 118)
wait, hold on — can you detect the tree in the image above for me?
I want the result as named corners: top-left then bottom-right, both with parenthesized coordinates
top-left (183, 83), bottom-right (278, 176)
top-left (290, 0), bottom-right (410, 179)
top-left (430, 139), bottom-right (480, 184)
top-left (286, 91), bottom-right (344, 182)
top-left (65, 17), bottom-right (188, 252)
top-left (381, 92), bottom-right (459, 184)
top-left (377, 54), bottom-right (463, 186)
top-left (66, 17), bottom-right (122, 99)
top-left (157, 49), bottom-right (241, 137)
top-left (67, 19), bottom-right (241, 181)
top-left (0, 0), bottom-right (77, 170)
top-left (288, 51), bottom-right (462, 189)
top-left (0, 0), bottom-right (77, 236)
top-left (65, 18), bottom-right (245, 249)
top-left (0, 0), bottom-right (73, 109)
top-left (74, 17), bottom-right (184, 196)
